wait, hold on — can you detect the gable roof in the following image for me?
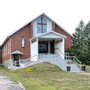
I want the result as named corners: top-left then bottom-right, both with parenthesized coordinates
top-left (1, 13), bottom-right (71, 47)
top-left (38, 31), bottom-right (67, 39)
top-left (11, 50), bottom-right (23, 55)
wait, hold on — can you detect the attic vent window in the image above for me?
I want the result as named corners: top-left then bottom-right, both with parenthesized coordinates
top-left (37, 17), bottom-right (47, 33)
top-left (21, 37), bottom-right (25, 48)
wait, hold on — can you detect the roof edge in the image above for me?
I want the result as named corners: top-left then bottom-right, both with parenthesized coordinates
top-left (38, 31), bottom-right (67, 38)
top-left (1, 13), bottom-right (72, 47)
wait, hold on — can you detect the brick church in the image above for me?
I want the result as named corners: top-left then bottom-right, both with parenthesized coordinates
top-left (0, 13), bottom-right (72, 68)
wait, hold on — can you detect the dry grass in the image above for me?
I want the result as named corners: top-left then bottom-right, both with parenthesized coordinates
top-left (0, 62), bottom-right (90, 90)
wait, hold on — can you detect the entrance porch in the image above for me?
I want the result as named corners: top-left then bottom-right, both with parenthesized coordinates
top-left (38, 40), bottom-right (55, 54)
top-left (11, 50), bottom-right (23, 66)
top-left (30, 31), bottom-right (66, 61)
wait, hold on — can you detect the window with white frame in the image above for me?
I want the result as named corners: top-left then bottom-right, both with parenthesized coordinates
top-left (21, 36), bottom-right (25, 48)
top-left (37, 17), bottom-right (47, 33)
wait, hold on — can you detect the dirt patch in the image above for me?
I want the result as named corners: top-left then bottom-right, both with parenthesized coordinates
top-left (78, 72), bottom-right (90, 75)
top-left (0, 75), bottom-right (25, 90)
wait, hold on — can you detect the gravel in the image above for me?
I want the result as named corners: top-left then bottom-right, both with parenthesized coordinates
top-left (0, 75), bottom-right (25, 90)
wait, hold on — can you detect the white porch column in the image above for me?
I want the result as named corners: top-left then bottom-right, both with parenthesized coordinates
top-left (37, 38), bottom-right (38, 60)
top-left (30, 38), bottom-right (38, 61)
top-left (48, 41), bottom-right (50, 54)
top-left (61, 38), bottom-right (65, 59)
top-left (55, 38), bottom-right (65, 59)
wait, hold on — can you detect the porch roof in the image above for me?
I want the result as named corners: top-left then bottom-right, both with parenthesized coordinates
top-left (38, 31), bottom-right (67, 39)
top-left (11, 50), bottom-right (23, 55)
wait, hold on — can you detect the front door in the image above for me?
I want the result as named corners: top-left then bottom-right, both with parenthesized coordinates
top-left (13, 54), bottom-right (20, 66)
top-left (38, 41), bottom-right (48, 53)
top-left (50, 41), bottom-right (55, 54)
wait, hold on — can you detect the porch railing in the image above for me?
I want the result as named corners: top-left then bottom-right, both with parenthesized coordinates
top-left (65, 55), bottom-right (82, 70)
top-left (55, 48), bottom-right (65, 58)
top-left (55, 48), bottom-right (82, 70)
top-left (19, 58), bottom-right (30, 66)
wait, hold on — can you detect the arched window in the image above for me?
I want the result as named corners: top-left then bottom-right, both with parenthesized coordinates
top-left (21, 37), bottom-right (25, 48)
top-left (37, 17), bottom-right (47, 33)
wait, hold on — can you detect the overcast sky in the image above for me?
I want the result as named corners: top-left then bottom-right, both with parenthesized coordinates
top-left (0, 0), bottom-right (90, 44)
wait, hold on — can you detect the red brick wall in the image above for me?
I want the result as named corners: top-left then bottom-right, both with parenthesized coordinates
top-left (2, 22), bottom-right (33, 61)
top-left (11, 23), bottom-right (32, 59)
top-left (0, 51), bottom-right (2, 63)
top-left (2, 47), bottom-right (4, 61)
top-left (2, 39), bottom-right (12, 61)
top-left (52, 22), bottom-right (72, 50)
top-left (52, 22), bottom-right (56, 31)
top-left (30, 22), bottom-right (33, 38)
top-left (1, 20), bottom-right (71, 62)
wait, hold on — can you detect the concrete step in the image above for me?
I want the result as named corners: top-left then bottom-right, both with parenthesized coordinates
top-left (8, 54), bottom-right (81, 73)
top-left (70, 64), bottom-right (81, 72)
top-left (39, 54), bottom-right (81, 72)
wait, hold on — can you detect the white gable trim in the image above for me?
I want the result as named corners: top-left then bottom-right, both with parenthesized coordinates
top-left (11, 50), bottom-right (23, 55)
top-left (7, 13), bottom-right (71, 39)
top-left (38, 31), bottom-right (67, 39)
top-left (2, 13), bottom-right (71, 46)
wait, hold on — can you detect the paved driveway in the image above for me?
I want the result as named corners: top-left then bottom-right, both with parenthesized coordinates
top-left (0, 75), bottom-right (25, 90)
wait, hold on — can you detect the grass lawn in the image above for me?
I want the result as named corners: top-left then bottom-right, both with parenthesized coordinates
top-left (0, 62), bottom-right (90, 90)
top-left (86, 65), bottom-right (90, 73)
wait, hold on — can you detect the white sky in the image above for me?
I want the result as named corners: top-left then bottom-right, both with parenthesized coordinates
top-left (0, 0), bottom-right (90, 44)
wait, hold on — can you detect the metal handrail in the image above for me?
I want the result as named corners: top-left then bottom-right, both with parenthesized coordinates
top-left (74, 56), bottom-right (81, 64)
top-left (19, 54), bottom-right (39, 66)
top-left (19, 58), bottom-right (30, 66)
top-left (55, 48), bottom-right (82, 70)
top-left (55, 48), bottom-right (65, 56)
top-left (65, 56), bottom-right (81, 64)
top-left (55, 48), bottom-right (66, 60)
top-left (65, 55), bottom-right (82, 70)
top-left (73, 56), bottom-right (82, 70)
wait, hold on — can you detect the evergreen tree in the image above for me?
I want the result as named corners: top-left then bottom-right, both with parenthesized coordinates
top-left (69, 21), bottom-right (90, 65)
top-left (70, 20), bottom-right (86, 63)
top-left (84, 22), bottom-right (90, 64)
